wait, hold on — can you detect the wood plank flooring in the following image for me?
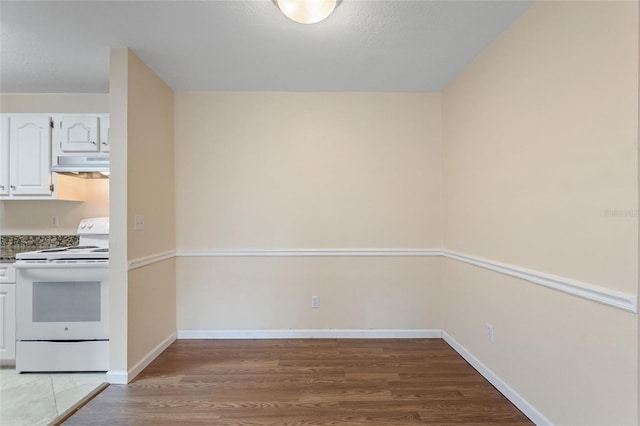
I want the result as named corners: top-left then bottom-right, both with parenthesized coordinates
top-left (65, 339), bottom-right (533, 425)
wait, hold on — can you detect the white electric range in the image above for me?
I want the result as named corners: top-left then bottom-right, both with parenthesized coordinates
top-left (14, 217), bottom-right (110, 372)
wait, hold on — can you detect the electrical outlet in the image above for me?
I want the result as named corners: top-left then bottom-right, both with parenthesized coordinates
top-left (133, 214), bottom-right (145, 231)
top-left (311, 295), bottom-right (319, 309)
top-left (486, 324), bottom-right (495, 343)
top-left (50, 215), bottom-right (59, 228)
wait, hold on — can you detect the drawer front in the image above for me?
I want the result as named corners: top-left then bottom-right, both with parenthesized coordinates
top-left (0, 264), bottom-right (15, 284)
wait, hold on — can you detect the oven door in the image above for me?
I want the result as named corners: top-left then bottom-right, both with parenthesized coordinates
top-left (15, 264), bottom-right (109, 340)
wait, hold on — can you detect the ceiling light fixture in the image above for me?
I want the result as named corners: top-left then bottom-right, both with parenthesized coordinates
top-left (276, 0), bottom-right (337, 24)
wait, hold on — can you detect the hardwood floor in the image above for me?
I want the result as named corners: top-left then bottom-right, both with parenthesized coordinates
top-left (65, 339), bottom-right (533, 425)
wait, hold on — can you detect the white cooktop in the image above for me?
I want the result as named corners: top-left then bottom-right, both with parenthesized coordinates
top-left (16, 245), bottom-right (109, 261)
top-left (15, 217), bottom-right (109, 263)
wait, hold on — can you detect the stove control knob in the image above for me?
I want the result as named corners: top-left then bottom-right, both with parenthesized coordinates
top-left (80, 223), bottom-right (86, 229)
top-left (88, 223), bottom-right (94, 229)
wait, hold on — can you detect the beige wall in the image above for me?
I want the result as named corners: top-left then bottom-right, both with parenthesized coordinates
top-left (128, 259), bottom-right (176, 366)
top-left (175, 92), bottom-right (442, 250)
top-left (178, 257), bottom-right (441, 331)
top-left (442, 1), bottom-right (638, 424)
top-left (443, 259), bottom-right (637, 425)
top-left (0, 93), bottom-right (108, 113)
top-left (124, 50), bottom-right (176, 370)
top-left (108, 49), bottom-right (176, 376)
top-left (0, 93), bottom-right (110, 234)
top-left (175, 92), bottom-right (443, 331)
top-left (442, 1), bottom-right (637, 292)
top-left (108, 48), bottom-right (130, 375)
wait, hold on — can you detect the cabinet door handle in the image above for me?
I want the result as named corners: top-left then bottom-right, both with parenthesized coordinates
top-left (0, 185), bottom-right (5, 190)
top-left (91, 141), bottom-right (97, 145)
top-left (10, 185), bottom-right (16, 190)
top-left (101, 141), bottom-right (108, 145)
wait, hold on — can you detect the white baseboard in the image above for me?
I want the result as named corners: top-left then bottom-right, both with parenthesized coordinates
top-left (106, 331), bottom-right (177, 384)
top-left (442, 331), bottom-right (551, 426)
top-left (177, 329), bottom-right (442, 339)
top-left (176, 248), bottom-right (442, 258)
top-left (105, 369), bottom-right (128, 385)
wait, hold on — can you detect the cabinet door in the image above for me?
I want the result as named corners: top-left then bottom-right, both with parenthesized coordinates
top-left (0, 284), bottom-right (16, 362)
top-left (60, 116), bottom-right (99, 152)
top-left (9, 117), bottom-right (52, 195)
top-left (99, 116), bottom-right (110, 153)
top-left (0, 115), bottom-right (9, 196)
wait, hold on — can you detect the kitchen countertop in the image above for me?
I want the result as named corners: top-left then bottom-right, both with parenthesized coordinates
top-left (0, 235), bottom-right (79, 262)
top-left (1, 247), bottom-right (38, 262)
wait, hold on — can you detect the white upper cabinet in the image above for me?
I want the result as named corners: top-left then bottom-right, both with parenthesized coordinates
top-left (55, 115), bottom-right (109, 155)
top-left (99, 116), bottom-right (110, 153)
top-left (0, 115), bottom-right (9, 196)
top-left (9, 116), bottom-right (52, 196)
top-left (0, 113), bottom-right (110, 201)
top-left (59, 116), bottom-right (99, 152)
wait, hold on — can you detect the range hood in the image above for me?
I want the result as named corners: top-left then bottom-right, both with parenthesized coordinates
top-left (51, 156), bottom-right (110, 179)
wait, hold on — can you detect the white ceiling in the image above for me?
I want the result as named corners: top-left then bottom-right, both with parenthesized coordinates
top-left (0, 0), bottom-right (533, 93)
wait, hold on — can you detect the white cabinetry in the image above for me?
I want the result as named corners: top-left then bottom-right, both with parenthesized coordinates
top-left (0, 115), bottom-right (9, 196)
top-left (9, 116), bottom-right (52, 196)
top-left (0, 264), bottom-right (16, 365)
top-left (99, 116), bottom-right (110, 153)
top-left (0, 115), bottom-right (53, 197)
top-left (0, 114), bottom-right (86, 201)
top-left (54, 115), bottom-right (110, 156)
top-left (59, 116), bottom-right (99, 152)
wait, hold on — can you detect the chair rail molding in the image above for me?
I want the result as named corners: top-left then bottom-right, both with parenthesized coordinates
top-left (128, 250), bottom-right (176, 270)
top-left (174, 248), bottom-right (637, 313)
top-left (441, 250), bottom-right (637, 313)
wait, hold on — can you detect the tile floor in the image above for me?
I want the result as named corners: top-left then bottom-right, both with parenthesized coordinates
top-left (0, 368), bottom-right (106, 426)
